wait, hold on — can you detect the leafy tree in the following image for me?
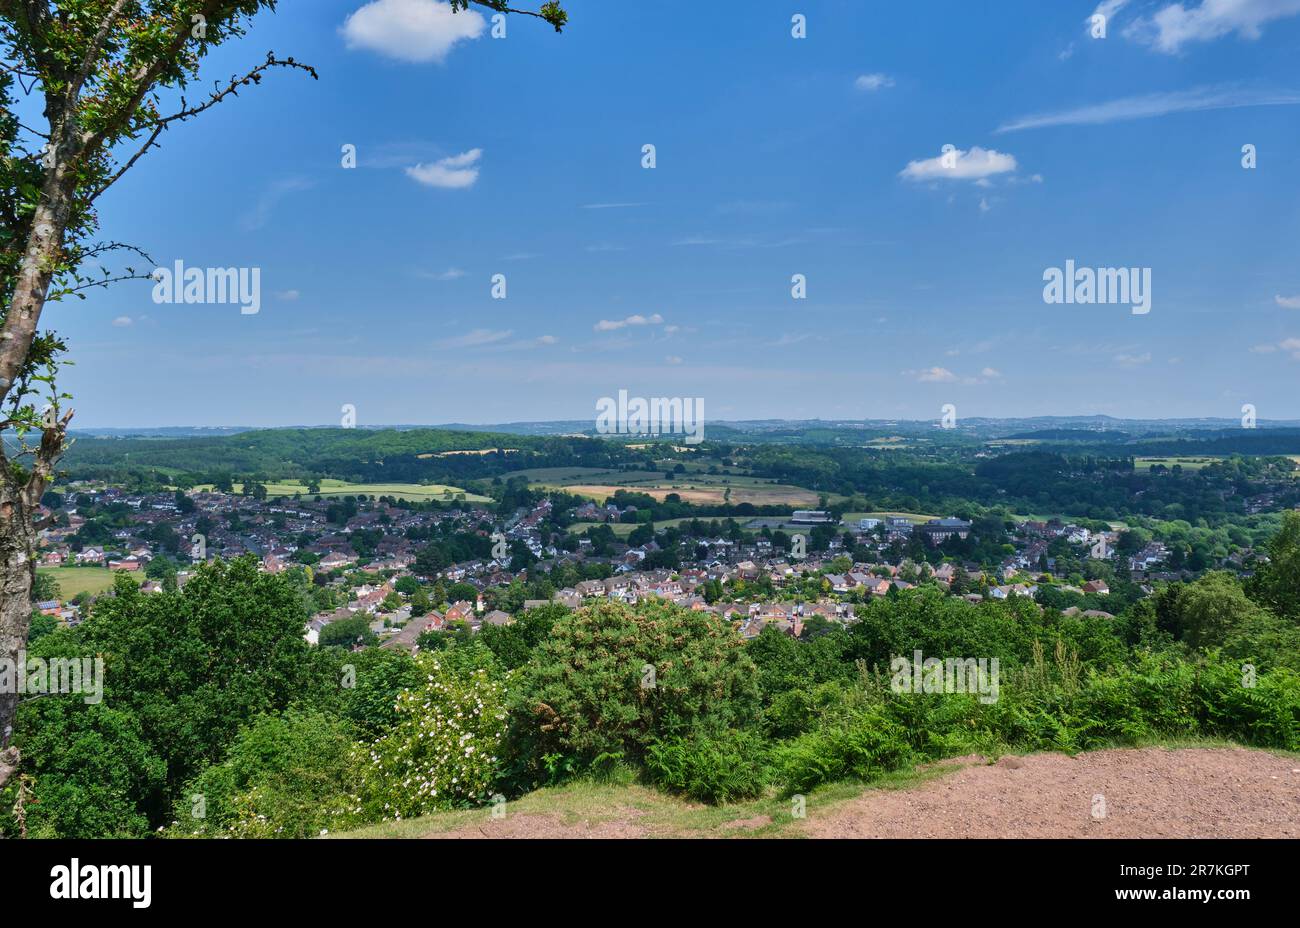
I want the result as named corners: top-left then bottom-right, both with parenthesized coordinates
top-left (1246, 510), bottom-right (1300, 621)
top-left (0, 0), bottom-right (567, 791)
top-left (10, 558), bottom-right (331, 832)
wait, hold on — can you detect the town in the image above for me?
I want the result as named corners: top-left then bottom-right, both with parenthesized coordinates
top-left (32, 481), bottom-right (1249, 651)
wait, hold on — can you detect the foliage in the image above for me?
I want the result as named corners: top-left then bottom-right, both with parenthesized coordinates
top-left (504, 600), bottom-right (760, 787)
top-left (345, 655), bottom-right (508, 823)
top-left (169, 711), bottom-right (355, 838)
top-left (645, 729), bottom-right (769, 804)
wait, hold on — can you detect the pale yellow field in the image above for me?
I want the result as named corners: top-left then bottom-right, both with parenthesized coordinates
top-left (190, 479), bottom-right (492, 503)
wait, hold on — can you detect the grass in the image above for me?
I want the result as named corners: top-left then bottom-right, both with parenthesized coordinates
top-left (188, 478), bottom-right (492, 503)
top-left (1134, 456), bottom-right (1220, 472)
top-left (569, 517), bottom-right (710, 537)
top-left (328, 761), bottom-right (958, 840)
top-left (37, 566), bottom-right (118, 599)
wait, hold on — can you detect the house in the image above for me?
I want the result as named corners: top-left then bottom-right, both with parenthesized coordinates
top-left (75, 547), bottom-right (105, 565)
top-left (1082, 580), bottom-right (1110, 595)
top-left (481, 610), bottom-right (513, 627)
top-left (319, 551), bottom-right (358, 571)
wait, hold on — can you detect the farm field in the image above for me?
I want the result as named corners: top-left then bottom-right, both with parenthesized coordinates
top-left (37, 566), bottom-right (119, 599)
top-left (559, 482), bottom-right (822, 507)
top-left (189, 479), bottom-right (492, 503)
top-left (1134, 456), bottom-right (1220, 472)
top-left (569, 517), bottom-right (716, 537)
top-left (504, 466), bottom-right (825, 507)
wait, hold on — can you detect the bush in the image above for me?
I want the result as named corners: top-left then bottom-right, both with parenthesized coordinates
top-left (169, 711), bottom-right (355, 838)
top-left (346, 655), bottom-right (508, 822)
top-left (645, 729), bottom-right (769, 804)
top-left (506, 600), bottom-right (760, 786)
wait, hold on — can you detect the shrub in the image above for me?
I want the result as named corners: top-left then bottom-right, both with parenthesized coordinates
top-left (169, 711), bottom-right (355, 838)
top-left (346, 655), bottom-right (508, 822)
top-left (645, 729), bottom-right (769, 804)
top-left (506, 600), bottom-right (760, 786)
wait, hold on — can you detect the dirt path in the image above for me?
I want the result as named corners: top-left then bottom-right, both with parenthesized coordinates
top-left (417, 747), bottom-right (1300, 839)
top-left (805, 747), bottom-right (1300, 838)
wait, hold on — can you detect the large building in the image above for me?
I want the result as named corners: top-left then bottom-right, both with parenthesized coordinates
top-left (791, 510), bottom-right (837, 525)
top-left (918, 517), bottom-right (973, 545)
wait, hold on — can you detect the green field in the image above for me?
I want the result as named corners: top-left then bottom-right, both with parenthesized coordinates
top-left (37, 566), bottom-right (119, 599)
top-left (190, 479), bottom-right (492, 503)
top-left (1135, 457), bottom-right (1220, 472)
top-left (502, 466), bottom-right (828, 508)
top-left (569, 517), bottom-right (709, 537)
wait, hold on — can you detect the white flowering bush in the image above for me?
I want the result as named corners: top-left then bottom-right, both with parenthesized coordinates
top-left (345, 654), bottom-right (508, 823)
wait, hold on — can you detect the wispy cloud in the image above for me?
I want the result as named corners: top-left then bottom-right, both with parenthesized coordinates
top-left (436, 328), bottom-right (513, 348)
top-left (341, 0), bottom-right (485, 63)
top-left (417, 267), bottom-right (466, 281)
top-left (1126, 0), bottom-right (1300, 54)
top-left (580, 202), bottom-right (645, 210)
top-left (406, 148), bottom-right (482, 189)
top-left (899, 146), bottom-right (1018, 182)
top-left (1275, 294), bottom-right (1300, 309)
top-left (242, 177), bottom-right (314, 230)
top-left (999, 85), bottom-right (1300, 132)
top-left (594, 313), bottom-right (664, 332)
top-left (854, 73), bottom-right (895, 92)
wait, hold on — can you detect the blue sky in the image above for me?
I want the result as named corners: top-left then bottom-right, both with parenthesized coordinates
top-left (52, 0), bottom-right (1300, 427)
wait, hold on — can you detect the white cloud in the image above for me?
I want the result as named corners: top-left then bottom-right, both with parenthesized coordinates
top-left (341, 0), bottom-right (485, 63)
top-left (594, 313), bottom-right (664, 332)
top-left (111, 315), bottom-right (133, 327)
top-left (665, 355), bottom-right (684, 365)
top-left (581, 202), bottom-right (645, 209)
top-left (854, 73), bottom-right (895, 92)
top-left (981, 367), bottom-right (1002, 378)
top-left (275, 289), bottom-right (301, 301)
top-left (1126, 0), bottom-right (1300, 54)
top-left (999, 85), bottom-right (1300, 131)
top-left (1275, 294), bottom-right (1300, 309)
top-left (406, 148), bottom-right (482, 189)
top-left (418, 267), bottom-right (466, 281)
top-left (536, 335), bottom-right (558, 345)
top-left (436, 328), bottom-right (512, 348)
top-left (1114, 352), bottom-right (1152, 367)
top-left (1282, 337), bottom-right (1300, 358)
top-left (900, 146), bottom-right (1018, 182)
top-left (913, 366), bottom-right (959, 383)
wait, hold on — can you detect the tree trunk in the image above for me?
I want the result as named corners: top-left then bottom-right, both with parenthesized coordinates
top-left (0, 474), bottom-right (37, 785)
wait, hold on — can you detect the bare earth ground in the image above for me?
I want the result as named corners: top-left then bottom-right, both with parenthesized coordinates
top-left (805, 747), bottom-right (1300, 839)
top-left (420, 748), bottom-right (1300, 839)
